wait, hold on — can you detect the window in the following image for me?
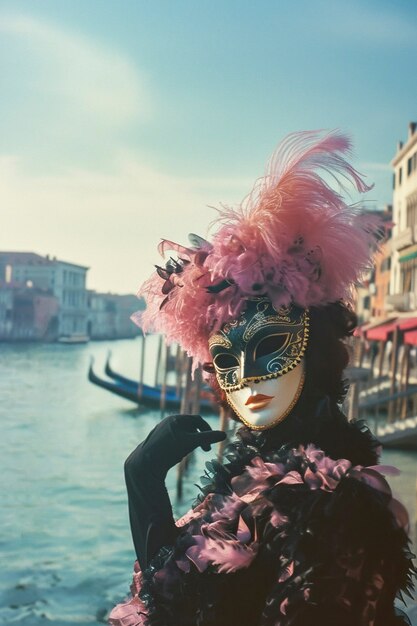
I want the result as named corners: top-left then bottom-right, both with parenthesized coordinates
top-left (393, 172), bottom-right (396, 189)
top-left (401, 265), bottom-right (414, 293)
top-left (399, 167), bottom-right (403, 185)
top-left (5, 264), bottom-right (12, 283)
top-left (408, 157), bottom-right (412, 176)
top-left (407, 193), bottom-right (417, 228)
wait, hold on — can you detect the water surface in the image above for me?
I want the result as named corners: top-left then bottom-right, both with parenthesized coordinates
top-left (0, 339), bottom-right (416, 624)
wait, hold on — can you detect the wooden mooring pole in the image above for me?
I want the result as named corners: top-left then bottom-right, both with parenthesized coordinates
top-left (160, 344), bottom-right (170, 415)
top-left (388, 326), bottom-right (399, 422)
top-left (378, 340), bottom-right (386, 378)
top-left (155, 335), bottom-right (163, 387)
top-left (176, 356), bottom-right (193, 500)
top-left (138, 333), bottom-right (146, 401)
top-left (175, 344), bottom-right (182, 399)
top-left (400, 344), bottom-right (411, 419)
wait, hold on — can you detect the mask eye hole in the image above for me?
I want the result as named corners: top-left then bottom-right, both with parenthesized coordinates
top-left (254, 333), bottom-right (289, 359)
top-left (213, 353), bottom-right (239, 370)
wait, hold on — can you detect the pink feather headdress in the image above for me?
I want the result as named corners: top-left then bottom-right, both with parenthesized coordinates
top-left (134, 130), bottom-right (381, 367)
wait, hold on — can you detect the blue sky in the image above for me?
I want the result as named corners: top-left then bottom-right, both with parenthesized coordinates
top-left (1, 0), bottom-right (416, 292)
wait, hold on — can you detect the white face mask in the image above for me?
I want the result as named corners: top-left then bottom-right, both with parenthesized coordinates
top-left (225, 359), bottom-right (305, 430)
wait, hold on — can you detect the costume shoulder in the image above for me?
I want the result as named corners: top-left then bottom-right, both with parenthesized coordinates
top-left (109, 442), bottom-right (414, 626)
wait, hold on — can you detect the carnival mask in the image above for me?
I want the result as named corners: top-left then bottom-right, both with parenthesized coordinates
top-left (209, 298), bottom-right (309, 430)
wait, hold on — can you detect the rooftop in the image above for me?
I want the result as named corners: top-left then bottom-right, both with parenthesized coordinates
top-left (392, 121), bottom-right (417, 167)
top-left (0, 252), bottom-right (89, 270)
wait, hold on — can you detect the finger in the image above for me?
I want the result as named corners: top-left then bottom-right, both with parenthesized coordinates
top-left (194, 430), bottom-right (226, 451)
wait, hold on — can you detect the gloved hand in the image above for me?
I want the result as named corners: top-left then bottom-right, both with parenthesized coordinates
top-left (125, 414), bottom-right (227, 479)
top-left (124, 414), bottom-right (226, 570)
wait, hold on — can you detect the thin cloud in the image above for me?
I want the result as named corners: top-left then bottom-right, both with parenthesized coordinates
top-left (0, 154), bottom-right (248, 293)
top-left (0, 13), bottom-right (148, 126)
top-left (361, 162), bottom-right (391, 172)
top-left (316, 0), bottom-right (417, 48)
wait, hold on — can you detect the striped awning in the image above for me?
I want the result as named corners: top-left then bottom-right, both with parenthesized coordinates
top-left (399, 243), bottom-right (417, 263)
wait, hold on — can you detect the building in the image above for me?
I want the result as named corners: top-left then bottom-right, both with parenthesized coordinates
top-left (370, 242), bottom-right (392, 319)
top-left (370, 205), bottom-right (393, 319)
top-left (0, 285), bottom-right (13, 337)
top-left (354, 207), bottom-right (392, 324)
top-left (0, 282), bottom-right (60, 340)
top-left (12, 287), bottom-right (59, 340)
top-left (388, 122), bottom-right (417, 313)
top-left (0, 252), bottom-right (89, 338)
top-left (87, 292), bottom-right (143, 339)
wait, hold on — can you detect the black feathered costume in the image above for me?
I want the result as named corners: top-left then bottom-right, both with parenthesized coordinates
top-left (110, 388), bottom-right (414, 626)
top-left (109, 131), bottom-right (415, 625)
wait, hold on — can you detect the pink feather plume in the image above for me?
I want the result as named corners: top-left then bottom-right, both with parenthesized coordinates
top-left (135, 130), bottom-right (381, 366)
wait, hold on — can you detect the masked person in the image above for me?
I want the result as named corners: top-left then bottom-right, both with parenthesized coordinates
top-left (109, 131), bottom-right (415, 626)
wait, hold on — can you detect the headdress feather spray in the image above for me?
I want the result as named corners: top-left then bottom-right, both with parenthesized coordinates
top-left (134, 130), bottom-right (381, 368)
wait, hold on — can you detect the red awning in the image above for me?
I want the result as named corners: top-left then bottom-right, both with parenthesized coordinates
top-left (366, 317), bottom-right (417, 342)
top-left (404, 330), bottom-right (417, 346)
top-left (354, 318), bottom-right (398, 339)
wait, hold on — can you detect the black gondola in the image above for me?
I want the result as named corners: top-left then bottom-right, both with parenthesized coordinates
top-left (105, 352), bottom-right (139, 386)
top-left (88, 358), bottom-right (216, 411)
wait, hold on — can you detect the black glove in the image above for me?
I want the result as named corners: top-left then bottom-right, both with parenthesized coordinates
top-left (124, 415), bottom-right (226, 570)
top-left (126, 414), bottom-right (227, 479)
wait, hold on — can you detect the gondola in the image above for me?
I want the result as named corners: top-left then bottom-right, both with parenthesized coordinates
top-left (88, 358), bottom-right (216, 411)
top-left (104, 352), bottom-right (139, 386)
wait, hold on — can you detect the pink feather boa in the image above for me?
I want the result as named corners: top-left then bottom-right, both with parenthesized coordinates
top-left (108, 445), bottom-right (406, 626)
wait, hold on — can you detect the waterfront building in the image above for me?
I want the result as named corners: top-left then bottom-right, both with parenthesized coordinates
top-left (0, 285), bottom-right (13, 337)
top-left (355, 279), bottom-right (371, 325)
top-left (370, 205), bottom-right (393, 319)
top-left (87, 292), bottom-right (143, 339)
top-left (0, 282), bottom-right (59, 340)
top-left (388, 122), bottom-right (417, 313)
top-left (354, 207), bottom-right (392, 324)
top-left (12, 287), bottom-right (59, 340)
top-left (0, 252), bottom-right (89, 339)
top-left (370, 241), bottom-right (392, 319)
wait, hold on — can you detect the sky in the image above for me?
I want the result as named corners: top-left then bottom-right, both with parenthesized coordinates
top-left (1, 0), bottom-right (417, 294)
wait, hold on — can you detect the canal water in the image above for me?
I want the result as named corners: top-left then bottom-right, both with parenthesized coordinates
top-left (1, 338), bottom-right (416, 625)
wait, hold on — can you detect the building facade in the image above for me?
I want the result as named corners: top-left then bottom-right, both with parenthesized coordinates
top-left (0, 251), bottom-right (143, 341)
top-left (52, 260), bottom-right (89, 336)
top-left (354, 207), bottom-right (392, 324)
top-left (87, 292), bottom-right (143, 339)
top-left (388, 122), bottom-right (417, 313)
top-left (370, 241), bottom-right (392, 319)
top-left (369, 205), bottom-right (393, 319)
top-left (0, 252), bottom-right (89, 339)
top-left (0, 286), bottom-right (13, 338)
top-left (11, 288), bottom-right (59, 340)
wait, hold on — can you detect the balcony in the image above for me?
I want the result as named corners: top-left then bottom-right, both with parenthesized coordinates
top-left (392, 227), bottom-right (414, 251)
top-left (385, 292), bottom-right (416, 312)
